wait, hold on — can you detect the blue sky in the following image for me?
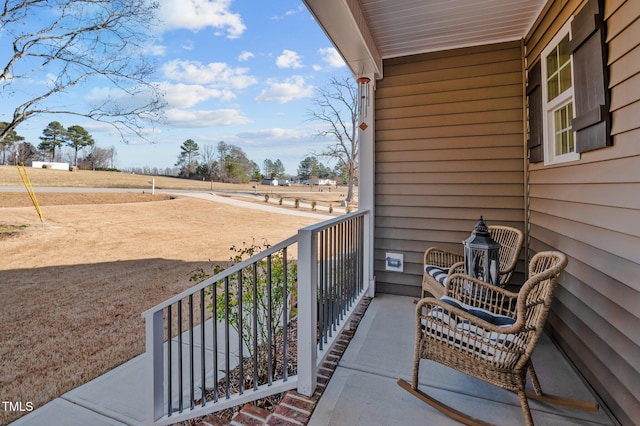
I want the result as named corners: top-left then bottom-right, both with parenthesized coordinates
top-left (2, 1), bottom-right (351, 175)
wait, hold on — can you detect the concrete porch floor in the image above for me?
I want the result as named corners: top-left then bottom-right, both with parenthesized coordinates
top-left (308, 294), bottom-right (616, 426)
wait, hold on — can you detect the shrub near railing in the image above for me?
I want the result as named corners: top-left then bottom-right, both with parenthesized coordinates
top-left (144, 235), bottom-right (300, 425)
top-left (191, 240), bottom-right (298, 389)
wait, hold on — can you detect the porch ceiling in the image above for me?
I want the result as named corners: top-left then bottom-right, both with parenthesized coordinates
top-left (302, 0), bottom-right (546, 78)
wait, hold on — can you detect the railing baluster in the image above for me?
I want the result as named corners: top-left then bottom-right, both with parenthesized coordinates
top-left (349, 218), bottom-right (355, 306)
top-left (252, 263), bottom-right (259, 391)
top-left (282, 246), bottom-right (288, 382)
top-left (318, 230), bottom-right (325, 349)
top-left (189, 295), bottom-right (195, 410)
top-left (237, 270), bottom-right (244, 395)
top-left (267, 255), bottom-right (273, 385)
top-left (339, 221), bottom-right (343, 321)
top-left (359, 216), bottom-right (364, 293)
top-left (167, 305), bottom-right (172, 416)
top-left (178, 300), bottom-right (183, 413)
top-left (224, 276), bottom-right (230, 399)
top-left (200, 289), bottom-right (206, 407)
top-left (212, 282), bottom-right (219, 403)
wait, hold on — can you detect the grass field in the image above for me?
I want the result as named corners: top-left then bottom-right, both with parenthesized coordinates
top-left (0, 166), bottom-right (346, 424)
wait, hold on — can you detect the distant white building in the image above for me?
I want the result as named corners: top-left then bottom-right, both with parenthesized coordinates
top-left (32, 161), bottom-right (69, 171)
top-left (261, 178), bottom-right (279, 186)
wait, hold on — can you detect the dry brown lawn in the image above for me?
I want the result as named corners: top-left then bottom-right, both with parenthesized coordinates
top-left (0, 166), bottom-right (356, 205)
top-left (0, 182), bottom-right (326, 424)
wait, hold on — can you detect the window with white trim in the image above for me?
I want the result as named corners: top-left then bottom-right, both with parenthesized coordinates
top-left (541, 21), bottom-right (579, 164)
top-left (527, 0), bottom-right (611, 164)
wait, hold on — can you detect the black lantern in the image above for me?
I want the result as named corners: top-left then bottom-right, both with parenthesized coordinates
top-left (463, 216), bottom-right (500, 285)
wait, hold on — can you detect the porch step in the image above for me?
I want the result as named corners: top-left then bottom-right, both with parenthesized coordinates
top-left (231, 404), bottom-right (270, 425)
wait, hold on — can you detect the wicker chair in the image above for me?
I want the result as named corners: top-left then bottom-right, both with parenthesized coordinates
top-left (422, 225), bottom-right (524, 299)
top-left (400, 251), bottom-right (598, 425)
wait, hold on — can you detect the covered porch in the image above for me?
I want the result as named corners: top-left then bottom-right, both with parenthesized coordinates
top-left (309, 294), bottom-right (613, 426)
top-left (302, 0), bottom-right (640, 424)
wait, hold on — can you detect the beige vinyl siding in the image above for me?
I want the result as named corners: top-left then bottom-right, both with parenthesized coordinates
top-left (525, 0), bottom-right (640, 424)
top-left (374, 41), bottom-right (525, 296)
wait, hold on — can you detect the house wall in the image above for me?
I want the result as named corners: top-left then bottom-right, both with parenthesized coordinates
top-left (374, 41), bottom-right (526, 296)
top-left (525, 0), bottom-right (640, 424)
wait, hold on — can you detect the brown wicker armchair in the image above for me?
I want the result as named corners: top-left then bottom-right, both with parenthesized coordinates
top-left (422, 225), bottom-right (524, 298)
top-left (400, 251), bottom-right (598, 425)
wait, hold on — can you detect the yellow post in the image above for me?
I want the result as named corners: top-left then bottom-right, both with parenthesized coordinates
top-left (16, 163), bottom-right (44, 224)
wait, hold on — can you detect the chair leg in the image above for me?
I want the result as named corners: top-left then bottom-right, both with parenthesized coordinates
top-left (517, 390), bottom-right (535, 426)
top-left (412, 340), bottom-right (422, 389)
top-left (524, 362), bottom-right (599, 412)
top-left (528, 363), bottom-right (543, 396)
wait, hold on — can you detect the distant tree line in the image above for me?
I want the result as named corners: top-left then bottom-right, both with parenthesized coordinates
top-left (0, 121), bottom-right (116, 170)
top-left (175, 140), bottom-right (346, 184)
top-left (175, 140), bottom-right (257, 183)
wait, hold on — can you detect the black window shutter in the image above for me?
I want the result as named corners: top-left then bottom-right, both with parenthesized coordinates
top-left (527, 60), bottom-right (543, 163)
top-left (569, 0), bottom-right (612, 152)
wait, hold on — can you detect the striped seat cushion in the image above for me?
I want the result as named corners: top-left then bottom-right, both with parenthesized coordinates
top-left (439, 296), bottom-right (515, 327)
top-left (421, 296), bottom-right (516, 361)
top-left (424, 265), bottom-right (449, 286)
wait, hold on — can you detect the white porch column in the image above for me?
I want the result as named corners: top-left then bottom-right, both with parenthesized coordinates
top-left (297, 227), bottom-right (318, 396)
top-left (145, 310), bottom-right (164, 422)
top-left (358, 74), bottom-right (376, 297)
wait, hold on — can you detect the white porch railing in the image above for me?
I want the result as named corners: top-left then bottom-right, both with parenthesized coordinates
top-left (142, 210), bottom-right (370, 425)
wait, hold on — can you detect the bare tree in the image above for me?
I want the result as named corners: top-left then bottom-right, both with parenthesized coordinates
top-left (307, 75), bottom-right (359, 202)
top-left (15, 141), bottom-right (39, 165)
top-left (198, 144), bottom-right (217, 180)
top-left (0, 0), bottom-right (165, 146)
top-left (81, 145), bottom-right (116, 170)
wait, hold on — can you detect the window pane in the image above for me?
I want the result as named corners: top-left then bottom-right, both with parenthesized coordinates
top-left (546, 48), bottom-right (559, 75)
top-left (560, 63), bottom-right (572, 93)
top-left (567, 103), bottom-right (574, 152)
top-left (547, 75), bottom-right (559, 100)
top-left (553, 103), bottom-right (574, 155)
top-left (547, 34), bottom-right (572, 102)
top-left (554, 109), bottom-right (563, 153)
top-left (558, 34), bottom-right (571, 67)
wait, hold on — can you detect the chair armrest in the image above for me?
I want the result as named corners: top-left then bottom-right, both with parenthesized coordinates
top-left (424, 247), bottom-right (464, 269)
top-left (444, 273), bottom-right (520, 318)
top-left (449, 261), bottom-right (465, 275)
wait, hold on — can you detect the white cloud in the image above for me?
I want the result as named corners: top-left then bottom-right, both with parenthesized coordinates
top-left (162, 59), bottom-right (257, 89)
top-left (165, 108), bottom-right (251, 127)
top-left (271, 5), bottom-right (305, 20)
top-left (318, 47), bottom-right (345, 68)
top-left (145, 44), bottom-right (166, 56)
top-left (237, 128), bottom-right (303, 140)
top-left (276, 50), bottom-right (303, 69)
top-left (158, 0), bottom-right (245, 39)
top-left (84, 84), bottom-right (160, 111)
top-left (255, 76), bottom-right (314, 103)
top-left (181, 40), bottom-right (195, 51)
top-left (238, 51), bottom-right (254, 62)
top-left (158, 82), bottom-right (235, 108)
